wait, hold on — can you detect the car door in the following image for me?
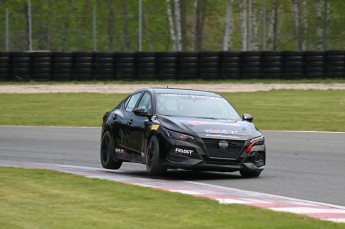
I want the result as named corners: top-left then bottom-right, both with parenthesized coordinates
top-left (126, 92), bottom-right (152, 153)
top-left (114, 92), bottom-right (143, 152)
top-left (109, 97), bottom-right (130, 149)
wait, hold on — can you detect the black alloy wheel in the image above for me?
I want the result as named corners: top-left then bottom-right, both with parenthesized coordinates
top-left (100, 131), bottom-right (122, 169)
top-left (146, 135), bottom-right (167, 176)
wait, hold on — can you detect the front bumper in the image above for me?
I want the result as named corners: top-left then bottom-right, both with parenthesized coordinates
top-left (162, 158), bottom-right (264, 172)
top-left (159, 134), bottom-right (266, 173)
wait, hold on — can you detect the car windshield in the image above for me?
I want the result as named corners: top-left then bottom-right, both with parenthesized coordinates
top-left (156, 93), bottom-right (241, 120)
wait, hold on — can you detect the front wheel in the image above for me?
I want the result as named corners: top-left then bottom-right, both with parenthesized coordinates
top-left (146, 135), bottom-right (167, 176)
top-left (100, 131), bottom-right (122, 169)
top-left (240, 170), bottom-right (261, 178)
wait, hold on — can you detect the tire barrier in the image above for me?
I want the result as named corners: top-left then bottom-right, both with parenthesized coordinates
top-left (53, 52), bottom-right (73, 81)
top-left (74, 52), bottom-right (93, 81)
top-left (156, 52), bottom-right (177, 80)
top-left (219, 52), bottom-right (241, 79)
top-left (94, 52), bottom-right (115, 81)
top-left (198, 52), bottom-right (219, 80)
top-left (305, 51), bottom-right (325, 79)
top-left (10, 52), bottom-right (32, 81)
top-left (177, 52), bottom-right (198, 80)
top-left (325, 50), bottom-right (345, 78)
top-left (283, 51), bottom-right (304, 79)
top-left (241, 51), bottom-right (262, 79)
top-left (115, 52), bottom-right (135, 80)
top-left (136, 52), bottom-right (156, 80)
top-left (0, 52), bottom-right (11, 81)
top-left (32, 52), bottom-right (52, 81)
top-left (0, 51), bottom-right (344, 81)
top-left (262, 51), bottom-right (283, 79)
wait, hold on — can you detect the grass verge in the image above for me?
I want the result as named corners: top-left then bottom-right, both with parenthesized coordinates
top-left (0, 167), bottom-right (343, 229)
top-left (0, 90), bottom-right (344, 131)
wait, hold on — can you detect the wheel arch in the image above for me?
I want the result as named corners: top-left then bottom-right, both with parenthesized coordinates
top-left (145, 130), bottom-right (169, 163)
top-left (101, 127), bottom-right (120, 162)
top-left (144, 132), bottom-right (157, 157)
top-left (102, 125), bottom-right (113, 137)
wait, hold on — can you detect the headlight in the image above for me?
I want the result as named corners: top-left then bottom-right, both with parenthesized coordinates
top-left (162, 128), bottom-right (194, 141)
top-left (246, 135), bottom-right (264, 153)
top-left (250, 135), bottom-right (264, 145)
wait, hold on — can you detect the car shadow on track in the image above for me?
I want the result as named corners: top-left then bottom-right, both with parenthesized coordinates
top-left (167, 170), bottom-right (243, 180)
top-left (107, 169), bottom-right (243, 181)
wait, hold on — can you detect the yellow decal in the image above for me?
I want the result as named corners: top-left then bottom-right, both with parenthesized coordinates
top-left (151, 124), bottom-right (160, 131)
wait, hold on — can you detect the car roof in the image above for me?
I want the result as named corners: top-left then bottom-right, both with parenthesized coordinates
top-left (135, 88), bottom-right (222, 97)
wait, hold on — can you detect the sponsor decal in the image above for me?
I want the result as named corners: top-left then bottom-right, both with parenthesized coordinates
top-left (174, 148), bottom-right (193, 157)
top-left (115, 148), bottom-right (126, 154)
top-left (188, 121), bottom-right (210, 126)
top-left (158, 93), bottom-right (221, 100)
top-left (205, 134), bottom-right (240, 139)
top-left (151, 124), bottom-right (160, 131)
top-left (187, 121), bottom-right (242, 127)
top-left (159, 93), bottom-right (190, 98)
top-left (205, 129), bottom-right (239, 135)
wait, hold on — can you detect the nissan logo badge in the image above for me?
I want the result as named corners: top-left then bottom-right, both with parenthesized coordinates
top-left (219, 140), bottom-right (228, 149)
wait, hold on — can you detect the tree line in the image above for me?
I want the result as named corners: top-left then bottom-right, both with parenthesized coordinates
top-left (0, 0), bottom-right (342, 52)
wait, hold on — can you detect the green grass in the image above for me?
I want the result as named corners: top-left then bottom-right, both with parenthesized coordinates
top-left (0, 167), bottom-right (343, 229)
top-left (227, 90), bottom-right (345, 132)
top-left (0, 93), bottom-right (122, 127)
top-left (0, 90), bottom-right (344, 131)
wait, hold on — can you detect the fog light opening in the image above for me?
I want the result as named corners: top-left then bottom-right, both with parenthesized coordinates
top-left (254, 152), bottom-right (263, 161)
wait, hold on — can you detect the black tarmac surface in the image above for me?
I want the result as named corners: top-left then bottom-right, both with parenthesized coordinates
top-left (0, 126), bottom-right (344, 206)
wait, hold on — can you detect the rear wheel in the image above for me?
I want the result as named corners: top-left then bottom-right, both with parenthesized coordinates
top-left (146, 136), bottom-right (167, 176)
top-left (100, 131), bottom-right (122, 169)
top-left (240, 170), bottom-right (261, 178)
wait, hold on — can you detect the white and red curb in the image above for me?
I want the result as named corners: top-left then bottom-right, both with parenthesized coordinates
top-left (1, 160), bottom-right (345, 223)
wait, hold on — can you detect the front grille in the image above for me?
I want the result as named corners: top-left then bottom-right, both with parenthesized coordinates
top-left (202, 138), bottom-right (245, 159)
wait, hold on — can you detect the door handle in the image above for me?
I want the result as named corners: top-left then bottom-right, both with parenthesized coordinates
top-left (128, 119), bottom-right (133, 125)
top-left (112, 114), bottom-right (117, 120)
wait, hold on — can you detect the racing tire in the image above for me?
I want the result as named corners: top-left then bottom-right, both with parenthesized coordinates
top-left (157, 73), bottom-right (176, 80)
top-left (146, 135), bottom-right (167, 176)
top-left (157, 69), bottom-right (176, 74)
top-left (240, 170), bottom-right (261, 178)
top-left (100, 131), bottom-right (122, 170)
top-left (53, 57), bottom-right (73, 63)
top-left (136, 56), bottom-right (156, 63)
top-left (52, 73), bottom-right (72, 81)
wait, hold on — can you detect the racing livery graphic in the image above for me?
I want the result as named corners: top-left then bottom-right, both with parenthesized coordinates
top-left (100, 88), bottom-right (266, 177)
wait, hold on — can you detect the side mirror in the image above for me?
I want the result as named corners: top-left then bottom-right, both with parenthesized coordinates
top-left (242, 113), bottom-right (253, 122)
top-left (133, 107), bottom-right (149, 117)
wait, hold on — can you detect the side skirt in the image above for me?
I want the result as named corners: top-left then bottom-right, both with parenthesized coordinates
top-left (115, 148), bottom-right (145, 163)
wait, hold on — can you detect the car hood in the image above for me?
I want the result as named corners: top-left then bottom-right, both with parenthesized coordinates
top-left (157, 115), bottom-right (262, 140)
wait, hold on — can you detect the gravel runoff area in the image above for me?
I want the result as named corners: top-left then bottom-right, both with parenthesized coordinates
top-left (0, 83), bottom-right (344, 93)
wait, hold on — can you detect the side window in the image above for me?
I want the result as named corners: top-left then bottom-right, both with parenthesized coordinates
top-left (125, 93), bottom-right (142, 112)
top-left (137, 92), bottom-right (152, 113)
top-left (118, 96), bottom-right (130, 110)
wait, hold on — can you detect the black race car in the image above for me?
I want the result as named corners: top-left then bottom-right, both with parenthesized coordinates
top-left (100, 88), bottom-right (265, 177)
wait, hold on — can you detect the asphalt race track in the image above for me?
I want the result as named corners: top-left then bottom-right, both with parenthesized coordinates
top-left (1, 126), bottom-right (344, 207)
